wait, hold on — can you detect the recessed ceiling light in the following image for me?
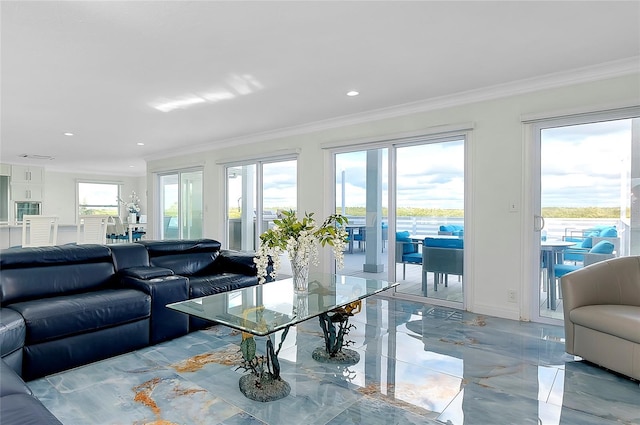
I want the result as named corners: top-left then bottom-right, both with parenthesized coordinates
top-left (129, 165), bottom-right (135, 168)
top-left (137, 142), bottom-right (145, 146)
top-left (63, 132), bottom-right (74, 136)
top-left (346, 91), bottom-right (359, 97)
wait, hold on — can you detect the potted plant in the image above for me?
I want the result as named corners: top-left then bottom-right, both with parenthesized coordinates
top-left (254, 210), bottom-right (348, 292)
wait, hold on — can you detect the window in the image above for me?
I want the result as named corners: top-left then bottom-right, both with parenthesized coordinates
top-left (78, 182), bottom-right (119, 217)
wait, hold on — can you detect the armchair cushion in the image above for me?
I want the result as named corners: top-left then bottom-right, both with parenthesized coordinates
top-left (424, 237), bottom-right (463, 249)
top-left (599, 227), bottom-right (618, 237)
top-left (589, 240), bottom-right (614, 254)
top-left (402, 252), bottom-right (422, 264)
top-left (580, 237), bottom-right (593, 248)
top-left (396, 231), bottom-right (415, 254)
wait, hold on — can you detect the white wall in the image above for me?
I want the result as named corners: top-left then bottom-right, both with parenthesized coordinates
top-left (43, 171), bottom-right (146, 224)
top-left (147, 73), bottom-right (638, 321)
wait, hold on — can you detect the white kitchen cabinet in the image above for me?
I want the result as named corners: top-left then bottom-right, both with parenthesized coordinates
top-left (11, 165), bottom-right (44, 184)
top-left (11, 183), bottom-right (43, 201)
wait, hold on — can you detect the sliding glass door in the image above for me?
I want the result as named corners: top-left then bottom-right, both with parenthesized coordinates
top-left (334, 134), bottom-right (465, 307)
top-left (533, 115), bottom-right (638, 322)
top-left (394, 139), bottom-right (465, 304)
top-left (226, 158), bottom-right (297, 256)
top-left (158, 169), bottom-right (203, 240)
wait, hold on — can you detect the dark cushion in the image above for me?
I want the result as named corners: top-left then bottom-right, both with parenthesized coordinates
top-left (23, 320), bottom-right (149, 381)
top-left (150, 252), bottom-right (219, 276)
top-left (9, 289), bottom-right (150, 345)
top-left (0, 393), bottom-right (63, 425)
top-left (1, 262), bottom-right (116, 305)
top-left (109, 243), bottom-right (150, 271)
top-left (0, 244), bottom-right (111, 269)
top-left (0, 308), bottom-right (25, 357)
top-left (139, 239), bottom-right (221, 256)
top-left (119, 266), bottom-right (175, 280)
top-left (140, 239), bottom-right (222, 276)
top-left (189, 274), bottom-right (258, 298)
top-left (207, 250), bottom-right (258, 276)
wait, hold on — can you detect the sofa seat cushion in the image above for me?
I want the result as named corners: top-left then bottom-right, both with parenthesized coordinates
top-left (189, 274), bottom-right (257, 298)
top-left (570, 305), bottom-right (640, 344)
top-left (0, 308), bottom-right (25, 357)
top-left (0, 393), bottom-right (63, 425)
top-left (9, 289), bottom-right (151, 345)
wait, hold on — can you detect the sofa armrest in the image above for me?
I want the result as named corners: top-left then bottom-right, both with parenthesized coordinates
top-left (120, 273), bottom-right (189, 344)
top-left (119, 266), bottom-right (175, 280)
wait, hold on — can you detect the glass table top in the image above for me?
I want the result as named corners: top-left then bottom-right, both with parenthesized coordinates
top-left (167, 273), bottom-right (398, 336)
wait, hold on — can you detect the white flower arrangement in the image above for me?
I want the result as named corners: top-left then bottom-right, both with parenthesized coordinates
top-left (118, 191), bottom-right (141, 214)
top-left (254, 210), bottom-right (349, 284)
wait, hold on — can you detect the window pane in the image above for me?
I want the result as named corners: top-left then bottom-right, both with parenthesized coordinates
top-left (78, 182), bottom-right (119, 216)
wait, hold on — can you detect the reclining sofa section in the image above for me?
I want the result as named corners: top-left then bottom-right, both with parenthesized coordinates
top-left (0, 244), bottom-right (151, 381)
top-left (0, 239), bottom-right (260, 425)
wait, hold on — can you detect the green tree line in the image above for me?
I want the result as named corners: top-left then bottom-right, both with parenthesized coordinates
top-left (230, 206), bottom-right (624, 219)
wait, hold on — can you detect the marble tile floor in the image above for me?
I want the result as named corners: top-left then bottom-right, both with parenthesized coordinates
top-left (29, 298), bottom-right (640, 425)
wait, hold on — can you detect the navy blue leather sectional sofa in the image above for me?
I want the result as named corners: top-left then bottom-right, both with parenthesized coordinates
top-left (0, 239), bottom-right (259, 425)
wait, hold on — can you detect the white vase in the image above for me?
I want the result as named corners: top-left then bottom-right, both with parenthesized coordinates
top-left (128, 213), bottom-right (137, 224)
top-left (289, 249), bottom-right (309, 293)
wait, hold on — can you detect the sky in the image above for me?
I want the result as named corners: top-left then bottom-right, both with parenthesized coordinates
top-left (541, 119), bottom-right (632, 208)
top-left (227, 118), bottom-right (634, 213)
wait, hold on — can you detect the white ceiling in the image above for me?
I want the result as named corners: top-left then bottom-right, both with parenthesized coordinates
top-left (1, 1), bottom-right (639, 177)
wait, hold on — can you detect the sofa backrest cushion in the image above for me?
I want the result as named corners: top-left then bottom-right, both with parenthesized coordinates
top-left (109, 243), bottom-right (150, 271)
top-left (0, 245), bottom-right (115, 304)
top-left (138, 239), bottom-right (222, 276)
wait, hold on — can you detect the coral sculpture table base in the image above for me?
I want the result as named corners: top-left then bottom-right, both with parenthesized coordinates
top-left (311, 346), bottom-right (360, 365)
top-left (238, 373), bottom-right (291, 402)
top-left (314, 300), bottom-right (362, 365)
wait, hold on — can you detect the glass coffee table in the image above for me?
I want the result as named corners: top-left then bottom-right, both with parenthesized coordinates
top-left (167, 273), bottom-right (397, 402)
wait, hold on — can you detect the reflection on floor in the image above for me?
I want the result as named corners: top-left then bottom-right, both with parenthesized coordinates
top-left (29, 298), bottom-right (640, 425)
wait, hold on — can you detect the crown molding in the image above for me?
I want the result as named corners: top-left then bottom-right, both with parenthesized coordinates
top-left (146, 57), bottom-right (639, 162)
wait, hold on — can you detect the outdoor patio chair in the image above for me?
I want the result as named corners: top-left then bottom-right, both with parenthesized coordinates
top-left (395, 231), bottom-right (422, 279)
top-left (421, 237), bottom-right (464, 294)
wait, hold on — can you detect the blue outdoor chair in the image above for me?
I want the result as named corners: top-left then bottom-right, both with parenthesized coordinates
top-left (555, 240), bottom-right (616, 279)
top-left (395, 231), bottom-right (422, 279)
top-left (422, 237), bottom-right (464, 294)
